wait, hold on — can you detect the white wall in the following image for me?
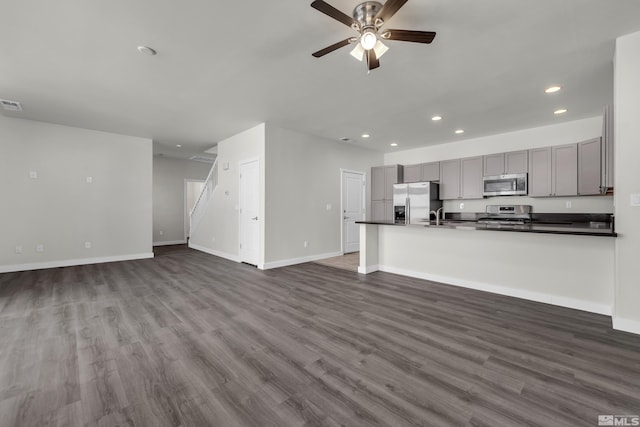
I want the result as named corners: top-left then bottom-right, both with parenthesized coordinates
top-left (189, 124), bottom-right (266, 263)
top-left (264, 125), bottom-right (383, 267)
top-left (152, 156), bottom-right (210, 245)
top-left (613, 31), bottom-right (640, 333)
top-left (0, 116), bottom-right (153, 272)
top-left (384, 117), bottom-right (613, 214)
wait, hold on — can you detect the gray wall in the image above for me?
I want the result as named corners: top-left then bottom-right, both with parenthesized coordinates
top-left (0, 115), bottom-right (153, 271)
top-left (153, 156), bottom-right (211, 245)
top-left (264, 124), bottom-right (382, 266)
top-left (613, 30), bottom-right (640, 333)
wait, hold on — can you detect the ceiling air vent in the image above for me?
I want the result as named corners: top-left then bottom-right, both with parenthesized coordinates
top-left (189, 156), bottom-right (216, 164)
top-left (0, 99), bottom-right (23, 112)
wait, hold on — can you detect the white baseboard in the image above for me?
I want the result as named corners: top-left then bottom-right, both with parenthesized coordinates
top-left (188, 242), bottom-right (241, 263)
top-left (0, 253), bottom-right (155, 274)
top-left (262, 251), bottom-right (343, 270)
top-left (378, 265), bottom-right (612, 316)
top-left (612, 317), bottom-right (640, 335)
top-left (153, 240), bottom-right (187, 246)
top-left (358, 265), bottom-right (379, 274)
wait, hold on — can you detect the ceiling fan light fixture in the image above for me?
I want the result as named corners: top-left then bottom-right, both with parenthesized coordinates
top-left (360, 30), bottom-right (377, 50)
top-left (350, 43), bottom-right (365, 61)
top-left (373, 40), bottom-right (388, 58)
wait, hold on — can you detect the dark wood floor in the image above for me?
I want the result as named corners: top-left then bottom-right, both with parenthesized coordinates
top-left (1, 245), bottom-right (639, 426)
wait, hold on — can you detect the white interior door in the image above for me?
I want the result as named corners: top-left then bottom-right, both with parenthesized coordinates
top-left (342, 170), bottom-right (365, 253)
top-left (239, 160), bottom-right (260, 265)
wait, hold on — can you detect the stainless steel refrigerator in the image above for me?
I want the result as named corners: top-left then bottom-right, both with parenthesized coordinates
top-left (392, 182), bottom-right (442, 224)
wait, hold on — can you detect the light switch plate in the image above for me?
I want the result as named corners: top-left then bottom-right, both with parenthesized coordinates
top-left (631, 193), bottom-right (640, 207)
top-left (326, 203), bottom-right (332, 211)
top-left (86, 176), bottom-right (93, 184)
top-left (36, 244), bottom-right (44, 253)
top-left (29, 171), bottom-right (38, 179)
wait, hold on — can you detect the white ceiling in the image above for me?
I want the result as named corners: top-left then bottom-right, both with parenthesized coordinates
top-left (2, 0), bottom-right (640, 158)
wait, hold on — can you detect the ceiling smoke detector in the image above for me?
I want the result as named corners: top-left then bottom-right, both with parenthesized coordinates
top-left (1, 99), bottom-right (23, 112)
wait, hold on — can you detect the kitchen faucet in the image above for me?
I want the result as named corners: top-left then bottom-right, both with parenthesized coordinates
top-left (430, 207), bottom-right (444, 225)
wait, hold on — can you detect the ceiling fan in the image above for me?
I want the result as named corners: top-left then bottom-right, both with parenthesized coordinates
top-left (311, 0), bottom-right (436, 71)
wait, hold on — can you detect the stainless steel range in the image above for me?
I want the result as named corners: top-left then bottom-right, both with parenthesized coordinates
top-left (477, 205), bottom-right (532, 225)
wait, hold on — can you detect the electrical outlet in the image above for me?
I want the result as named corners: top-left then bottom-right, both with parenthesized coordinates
top-left (36, 244), bottom-right (44, 253)
top-left (326, 203), bottom-right (332, 211)
top-left (565, 201), bottom-right (572, 209)
top-left (459, 203), bottom-right (464, 210)
top-left (159, 230), bottom-right (164, 236)
top-left (303, 241), bottom-right (308, 248)
top-left (15, 245), bottom-right (22, 254)
top-left (84, 241), bottom-right (91, 249)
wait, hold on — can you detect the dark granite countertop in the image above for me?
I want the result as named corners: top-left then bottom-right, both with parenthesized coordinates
top-left (357, 213), bottom-right (617, 237)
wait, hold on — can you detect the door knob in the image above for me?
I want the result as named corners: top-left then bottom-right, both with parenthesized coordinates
top-left (344, 216), bottom-right (350, 219)
top-left (251, 216), bottom-right (258, 220)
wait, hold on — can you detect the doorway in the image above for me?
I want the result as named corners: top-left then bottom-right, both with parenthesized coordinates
top-left (239, 159), bottom-right (260, 266)
top-left (341, 170), bottom-right (365, 253)
top-left (185, 180), bottom-right (205, 241)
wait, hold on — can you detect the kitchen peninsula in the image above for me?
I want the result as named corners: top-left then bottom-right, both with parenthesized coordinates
top-left (357, 214), bottom-right (615, 316)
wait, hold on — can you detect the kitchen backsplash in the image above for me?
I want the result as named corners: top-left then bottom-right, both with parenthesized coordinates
top-left (442, 195), bottom-right (614, 213)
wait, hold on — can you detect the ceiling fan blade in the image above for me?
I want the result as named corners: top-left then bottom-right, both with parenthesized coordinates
top-left (382, 29), bottom-right (436, 44)
top-left (312, 38), bottom-right (353, 58)
top-left (311, 0), bottom-right (357, 28)
top-left (366, 49), bottom-right (380, 71)
top-left (375, 0), bottom-right (408, 23)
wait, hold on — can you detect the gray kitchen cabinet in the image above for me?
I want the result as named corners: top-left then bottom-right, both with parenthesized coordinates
top-left (403, 164), bottom-right (422, 183)
top-left (439, 159), bottom-right (461, 199)
top-left (552, 144), bottom-right (578, 197)
top-left (505, 150), bottom-right (528, 174)
top-left (601, 105), bottom-right (614, 191)
top-left (483, 153), bottom-right (505, 176)
top-left (371, 165), bottom-right (403, 221)
top-left (461, 156), bottom-right (484, 199)
top-left (578, 137), bottom-right (602, 196)
top-left (528, 147), bottom-right (553, 197)
top-left (372, 166), bottom-right (386, 200)
top-left (530, 144), bottom-right (578, 197)
top-left (422, 162), bottom-right (440, 182)
top-left (439, 157), bottom-right (482, 200)
top-left (484, 151), bottom-right (528, 176)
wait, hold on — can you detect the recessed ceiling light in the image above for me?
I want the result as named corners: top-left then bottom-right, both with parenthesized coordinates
top-left (455, 129), bottom-right (464, 134)
top-left (137, 46), bottom-right (157, 56)
top-left (545, 85), bottom-right (561, 94)
top-left (431, 115), bottom-right (443, 121)
top-left (554, 108), bottom-right (567, 115)
top-left (176, 144), bottom-right (182, 148)
top-left (390, 142), bottom-right (398, 147)
top-left (361, 133), bottom-right (370, 138)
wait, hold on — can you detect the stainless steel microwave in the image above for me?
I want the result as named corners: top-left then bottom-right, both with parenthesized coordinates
top-left (483, 173), bottom-right (528, 196)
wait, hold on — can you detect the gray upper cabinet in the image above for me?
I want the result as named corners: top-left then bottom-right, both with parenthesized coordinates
top-left (578, 137), bottom-right (602, 196)
top-left (440, 157), bottom-right (483, 200)
top-left (403, 162), bottom-right (440, 183)
top-left (483, 153), bottom-right (505, 176)
top-left (505, 150), bottom-right (528, 174)
top-left (439, 159), bottom-right (461, 200)
top-left (371, 165), bottom-right (403, 221)
top-left (372, 166), bottom-right (386, 201)
top-left (528, 147), bottom-right (553, 197)
top-left (484, 151), bottom-right (528, 176)
top-left (403, 164), bottom-right (422, 183)
top-left (601, 105), bottom-right (614, 191)
top-left (461, 156), bottom-right (483, 199)
top-left (422, 162), bottom-right (440, 182)
top-left (552, 144), bottom-right (578, 197)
